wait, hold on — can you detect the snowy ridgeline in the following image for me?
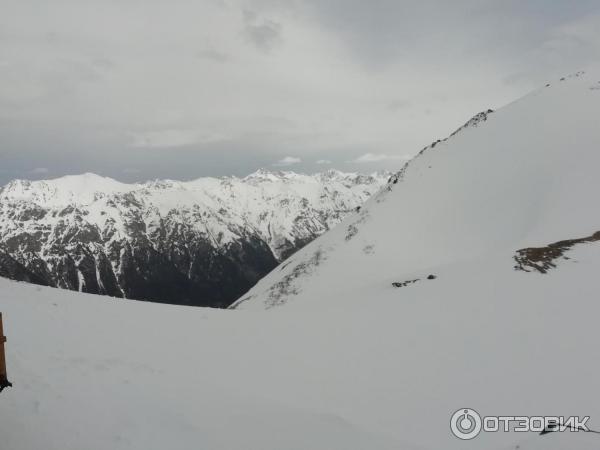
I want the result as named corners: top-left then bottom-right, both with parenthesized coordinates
top-left (2, 72), bottom-right (600, 450)
top-left (0, 169), bottom-right (389, 307)
top-left (235, 71), bottom-right (600, 311)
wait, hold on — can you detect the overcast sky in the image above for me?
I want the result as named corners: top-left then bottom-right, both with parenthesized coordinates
top-left (1, 0), bottom-right (600, 185)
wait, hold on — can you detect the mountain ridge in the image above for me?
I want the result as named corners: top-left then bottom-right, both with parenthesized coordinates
top-left (0, 169), bottom-right (389, 307)
top-left (233, 71), bottom-right (600, 310)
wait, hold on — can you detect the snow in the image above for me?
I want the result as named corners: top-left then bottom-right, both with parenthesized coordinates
top-left (2, 73), bottom-right (600, 449)
top-left (0, 278), bottom-right (417, 450)
top-left (0, 173), bottom-right (135, 207)
top-left (229, 72), bottom-right (600, 447)
top-left (0, 169), bottom-right (389, 262)
top-left (2, 246), bottom-right (600, 449)
top-left (236, 71), bottom-right (600, 310)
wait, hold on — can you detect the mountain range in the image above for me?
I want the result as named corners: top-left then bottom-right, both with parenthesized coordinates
top-left (0, 169), bottom-right (389, 307)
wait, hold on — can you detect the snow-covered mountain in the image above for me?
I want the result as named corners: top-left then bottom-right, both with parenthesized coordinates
top-left (224, 71), bottom-right (600, 448)
top-left (0, 169), bottom-right (389, 307)
top-left (233, 71), bottom-right (599, 310)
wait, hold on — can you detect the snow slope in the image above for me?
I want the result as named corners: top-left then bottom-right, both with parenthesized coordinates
top-left (235, 71), bottom-right (600, 310)
top-left (0, 278), bottom-right (419, 450)
top-left (2, 250), bottom-right (600, 450)
top-left (227, 71), bottom-right (600, 448)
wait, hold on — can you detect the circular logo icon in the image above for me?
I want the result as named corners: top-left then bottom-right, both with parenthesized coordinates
top-left (450, 408), bottom-right (482, 440)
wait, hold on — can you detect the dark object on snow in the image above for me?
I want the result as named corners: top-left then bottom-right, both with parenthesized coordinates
top-left (392, 279), bottom-right (419, 288)
top-left (427, 274), bottom-right (436, 280)
top-left (0, 379), bottom-right (11, 392)
top-left (0, 313), bottom-right (11, 392)
top-left (514, 230), bottom-right (600, 274)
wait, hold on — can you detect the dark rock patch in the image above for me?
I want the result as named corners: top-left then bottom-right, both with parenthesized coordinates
top-left (514, 231), bottom-right (600, 274)
top-left (392, 279), bottom-right (420, 288)
top-left (0, 251), bottom-right (50, 287)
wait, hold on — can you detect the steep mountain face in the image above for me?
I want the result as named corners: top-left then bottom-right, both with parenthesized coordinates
top-left (233, 71), bottom-right (599, 310)
top-left (228, 72), bottom-right (600, 448)
top-left (0, 170), bottom-right (388, 307)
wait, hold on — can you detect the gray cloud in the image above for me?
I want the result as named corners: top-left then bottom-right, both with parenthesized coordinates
top-left (387, 99), bottom-right (412, 112)
top-left (196, 49), bottom-right (230, 63)
top-left (29, 167), bottom-right (50, 175)
top-left (122, 168), bottom-right (141, 174)
top-left (129, 129), bottom-right (230, 148)
top-left (242, 10), bottom-right (283, 52)
top-left (297, 0), bottom-right (600, 69)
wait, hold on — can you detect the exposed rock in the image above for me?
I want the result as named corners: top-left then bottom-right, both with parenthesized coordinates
top-left (514, 231), bottom-right (600, 274)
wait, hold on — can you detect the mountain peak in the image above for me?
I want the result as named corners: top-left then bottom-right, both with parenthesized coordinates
top-left (0, 173), bottom-right (134, 206)
top-left (243, 168), bottom-right (295, 182)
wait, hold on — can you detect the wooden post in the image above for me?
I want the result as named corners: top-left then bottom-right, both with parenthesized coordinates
top-left (0, 313), bottom-right (11, 392)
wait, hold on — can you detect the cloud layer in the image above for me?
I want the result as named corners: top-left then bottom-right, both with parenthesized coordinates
top-left (1, 0), bottom-right (600, 184)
